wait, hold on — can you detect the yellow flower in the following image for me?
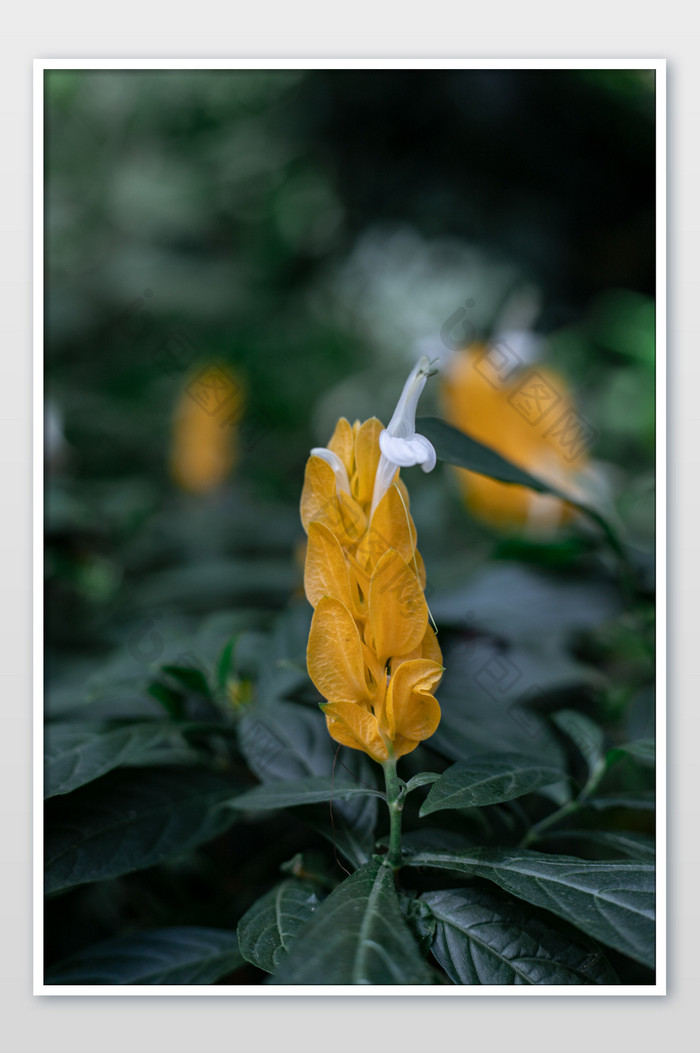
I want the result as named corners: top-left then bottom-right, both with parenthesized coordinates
top-left (301, 359), bottom-right (443, 763)
top-left (441, 347), bottom-right (590, 533)
top-left (170, 366), bottom-right (241, 494)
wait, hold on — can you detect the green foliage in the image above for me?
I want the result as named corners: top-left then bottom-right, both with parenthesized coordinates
top-left (419, 754), bottom-right (565, 816)
top-left (45, 722), bottom-right (176, 797)
top-left (45, 767), bottom-right (243, 894)
top-left (45, 928), bottom-right (243, 985)
top-left (405, 847), bottom-right (654, 968)
top-left (229, 776), bottom-right (384, 811)
top-left (238, 880), bottom-right (321, 974)
top-left (423, 887), bottom-right (619, 985)
top-left (267, 859), bottom-right (437, 985)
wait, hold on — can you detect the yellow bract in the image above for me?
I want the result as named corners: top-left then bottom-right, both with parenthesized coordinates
top-left (170, 366), bottom-right (240, 494)
top-left (301, 417), bottom-right (442, 763)
top-left (441, 347), bottom-right (589, 533)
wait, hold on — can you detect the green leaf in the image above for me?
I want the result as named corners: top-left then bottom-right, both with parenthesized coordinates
top-left (405, 772), bottom-right (441, 794)
top-left (551, 710), bottom-right (606, 778)
top-left (45, 927), bottom-right (243, 985)
top-left (45, 766), bottom-right (242, 894)
top-left (215, 638), bottom-right (236, 689)
top-left (238, 700), bottom-right (331, 782)
top-left (45, 722), bottom-right (174, 798)
top-left (418, 416), bottom-right (567, 494)
top-left (421, 415), bottom-right (565, 492)
top-left (538, 829), bottom-right (655, 862)
top-left (239, 700), bottom-right (379, 866)
top-left (237, 880), bottom-right (320, 973)
top-left (399, 894), bottom-right (437, 957)
top-left (418, 416), bottom-right (625, 560)
top-left (419, 754), bottom-right (564, 816)
top-left (423, 887), bottom-right (619, 985)
top-left (289, 804), bottom-right (377, 870)
top-left (161, 664), bottom-right (211, 697)
top-left (268, 858), bottom-right (436, 985)
top-left (405, 847), bottom-right (655, 968)
top-left (229, 776), bottom-right (384, 811)
top-left (147, 682), bottom-right (185, 719)
top-left (585, 791), bottom-right (655, 811)
top-left (608, 739), bottom-right (655, 766)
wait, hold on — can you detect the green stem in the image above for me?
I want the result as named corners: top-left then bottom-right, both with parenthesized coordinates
top-left (382, 756), bottom-right (405, 870)
top-left (521, 799), bottom-right (580, 847)
top-left (521, 760), bottom-right (608, 848)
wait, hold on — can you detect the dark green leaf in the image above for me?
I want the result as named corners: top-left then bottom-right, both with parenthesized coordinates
top-left (45, 722), bottom-right (172, 797)
top-left (229, 776), bottom-right (383, 811)
top-left (420, 754), bottom-right (564, 816)
top-left (161, 664), bottom-right (211, 697)
top-left (239, 701), bottom-right (379, 865)
top-left (585, 791), bottom-right (655, 811)
top-left (238, 700), bottom-right (331, 782)
top-left (215, 638), bottom-right (235, 689)
top-left (289, 803), bottom-right (377, 870)
top-left (405, 772), bottom-right (441, 794)
top-left (551, 710), bottom-right (606, 778)
top-left (418, 417), bottom-right (573, 497)
top-left (45, 766), bottom-right (242, 894)
top-left (608, 739), bottom-right (655, 766)
top-left (538, 829), bottom-right (655, 862)
top-left (418, 417), bottom-right (621, 556)
top-left (268, 858), bottom-right (435, 985)
top-left (423, 887), bottom-right (619, 985)
top-left (134, 558), bottom-right (296, 612)
top-left (429, 563), bottom-right (620, 643)
top-left (45, 927), bottom-right (243, 985)
top-left (405, 847), bottom-right (655, 967)
top-left (237, 880), bottom-right (320, 973)
top-left (147, 682), bottom-right (185, 719)
top-left (399, 894), bottom-right (437, 957)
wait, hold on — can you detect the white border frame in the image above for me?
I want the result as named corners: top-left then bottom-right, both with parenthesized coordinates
top-left (33, 57), bottom-right (666, 997)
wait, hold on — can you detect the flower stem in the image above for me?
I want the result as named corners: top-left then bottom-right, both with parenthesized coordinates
top-left (382, 756), bottom-right (405, 870)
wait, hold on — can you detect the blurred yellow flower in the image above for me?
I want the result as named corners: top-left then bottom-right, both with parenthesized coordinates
top-left (441, 346), bottom-right (591, 533)
top-left (301, 359), bottom-right (443, 763)
top-left (170, 365), bottom-right (241, 494)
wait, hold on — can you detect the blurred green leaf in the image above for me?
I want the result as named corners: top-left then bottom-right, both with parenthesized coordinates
top-left (551, 710), bottom-right (606, 779)
top-left (45, 766), bottom-right (242, 894)
top-left (46, 927), bottom-right (243, 985)
top-left (45, 722), bottom-right (175, 797)
top-left (161, 664), bottom-right (211, 698)
top-left (418, 417), bottom-right (629, 567)
top-left (608, 739), bottom-right (655, 767)
top-left (537, 829), bottom-right (655, 862)
top-left (584, 791), bottom-right (655, 811)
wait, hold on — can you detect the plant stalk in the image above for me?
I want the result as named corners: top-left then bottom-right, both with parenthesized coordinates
top-left (382, 756), bottom-right (405, 869)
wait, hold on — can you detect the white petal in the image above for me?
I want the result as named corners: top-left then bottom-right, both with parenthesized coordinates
top-left (379, 430), bottom-right (436, 470)
top-left (386, 355), bottom-right (434, 439)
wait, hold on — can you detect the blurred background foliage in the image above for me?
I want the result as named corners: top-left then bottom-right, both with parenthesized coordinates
top-left (44, 68), bottom-right (656, 980)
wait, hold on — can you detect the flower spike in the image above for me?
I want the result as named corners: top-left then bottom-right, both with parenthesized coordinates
top-left (300, 361), bottom-right (443, 765)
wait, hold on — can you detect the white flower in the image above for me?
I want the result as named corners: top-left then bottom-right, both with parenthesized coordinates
top-left (371, 356), bottom-right (438, 516)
